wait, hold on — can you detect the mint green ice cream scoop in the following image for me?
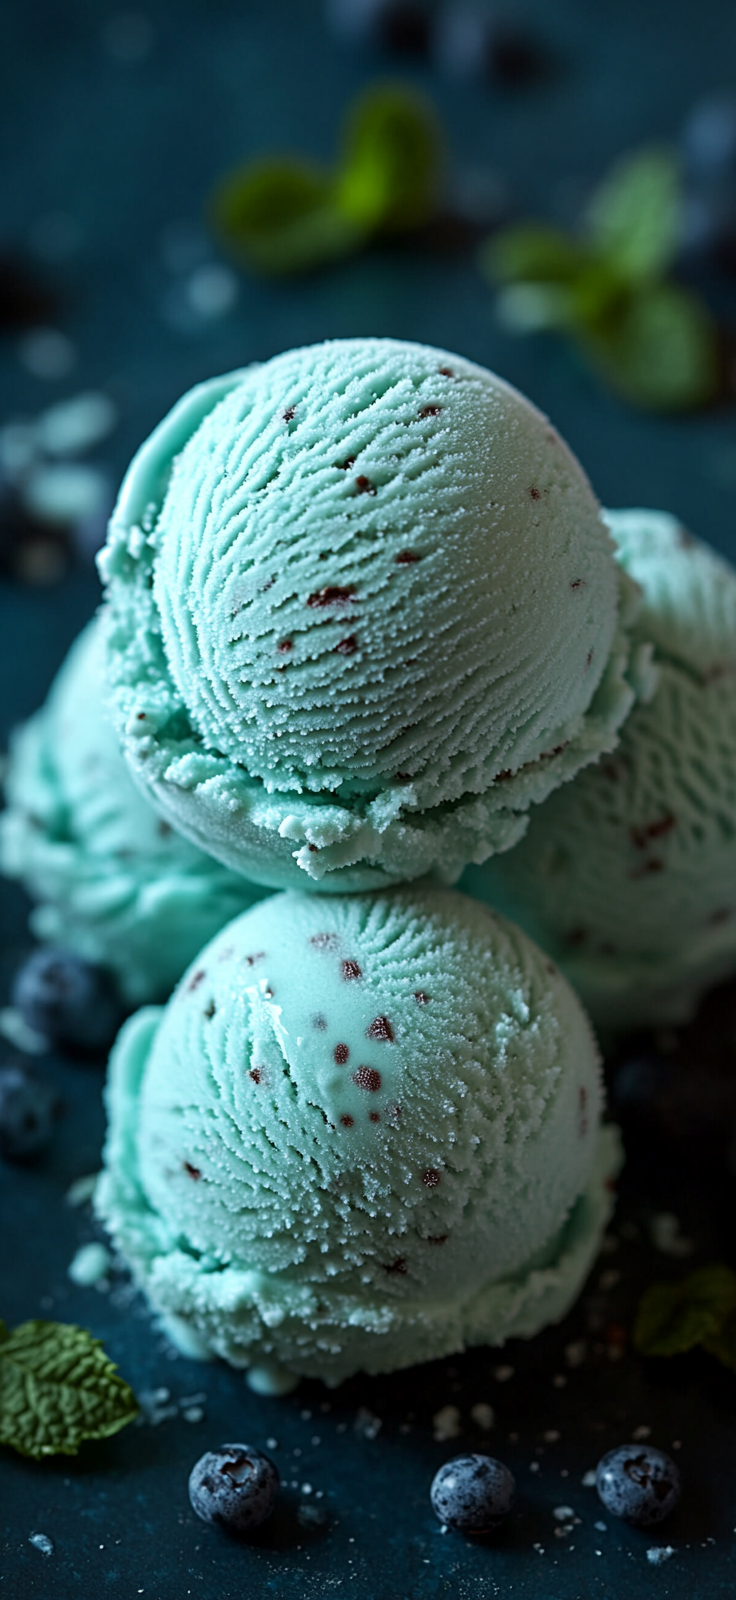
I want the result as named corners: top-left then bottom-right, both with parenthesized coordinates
top-left (98, 338), bottom-right (640, 892)
top-left (0, 618), bottom-right (268, 1004)
top-left (462, 509), bottom-right (736, 1030)
top-left (96, 883), bottom-right (619, 1385)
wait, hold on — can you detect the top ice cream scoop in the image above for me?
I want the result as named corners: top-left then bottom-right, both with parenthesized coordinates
top-left (99, 338), bottom-right (640, 891)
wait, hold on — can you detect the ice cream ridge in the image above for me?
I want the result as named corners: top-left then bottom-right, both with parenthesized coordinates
top-left (96, 885), bottom-right (620, 1386)
top-left (0, 617), bottom-right (268, 1005)
top-left (462, 509), bottom-right (736, 1030)
top-left (97, 337), bottom-right (643, 892)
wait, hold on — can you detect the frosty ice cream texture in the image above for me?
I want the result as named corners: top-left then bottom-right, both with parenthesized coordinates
top-left (462, 509), bottom-right (736, 1029)
top-left (98, 337), bottom-right (640, 892)
top-left (96, 884), bottom-right (619, 1384)
top-left (0, 618), bottom-right (267, 1005)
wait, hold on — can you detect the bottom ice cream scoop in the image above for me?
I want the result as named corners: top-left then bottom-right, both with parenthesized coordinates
top-left (0, 618), bottom-right (267, 1005)
top-left (96, 884), bottom-right (619, 1385)
top-left (461, 509), bottom-right (736, 1030)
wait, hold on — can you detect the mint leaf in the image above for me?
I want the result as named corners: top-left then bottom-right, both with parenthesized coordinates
top-left (336, 84), bottom-right (441, 233)
top-left (634, 1265), bottom-right (736, 1358)
top-left (483, 224), bottom-right (588, 286)
top-left (583, 282), bottom-right (718, 410)
top-left (212, 158), bottom-right (363, 275)
top-left (587, 148), bottom-right (680, 282)
top-left (0, 1318), bottom-right (138, 1458)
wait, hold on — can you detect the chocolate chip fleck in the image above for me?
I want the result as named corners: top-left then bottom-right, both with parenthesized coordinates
top-left (369, 1111), bottom-right (381, 1123)
top-left (630, 814), bottom-right (676, 850)
top-left (338, 455), bottom-right (356, 471)
top-left (384, 1257), bottom-right (407, 1274)
top-left (307, 584), bottom-right (356, 608)
top-left (334, 1043), bottom-right (349, 1064)
top-left (244, 952), bottom-right (266, 966)
top-left (353, 1066), bottom-right (381, 1092)
top-left (249, 1068), bottom-right (262, 1084)
top-left (204, 999), bottom-right (216, 1019)
top-left (340, 1114), bottom-right (354, 1128)
top-left (311, 932), bottom-right (338, 951)
top-left (570, 578), bottom-right (584, 590)
top-left (188, 970), bottom-right (205, 992)
top-left (395, 549), bottom-right (421, 564)
top-left (282, 406), bottom-right (296, 422)
top-left (183, 1162), bottom-right (201, 1179)
top-left (438, 367), bottom-right (454, 377)
top-left (422, 1168), bottom-right (441, 1188)
top-left (334, 634), bottom-right (357, 655)
top-left (367, 1015), bottom-right (394, 1042)
top-left (414, 990), bottom-right (430, 1005)
top-left (312, 1013), bottom-right (328, 1031)
top-left (341, 959), bottom-right (362, 981)
top-left (530, 486), bottom-right (541, 500)
top-left (277, 639), bottom-right (293, 653)
top-left (355, 475), bottom-right (376, 495)
top-left (419, 404), bottom-right (441, 417)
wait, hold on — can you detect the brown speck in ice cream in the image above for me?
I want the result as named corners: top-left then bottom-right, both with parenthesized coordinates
top-left (341, 959), bottom-right (362, 981)
top-left (312, 1013), bottom-right (328, 1031)
top-left (578, 1085), bottom-right (588, 1139)
top-left (367, 1015), bottom-right (394, 1042)
top-left (188, 970), bottom-right (205, 992)
top-left (335, 634), bottom-right (358, 655)
top-left (334, 1043), bottom-right (349, 1064)
top-left (427, 1235), bottom-right (448, 1245)
top-left (369, 1111), bottom-right (381, 1123)
top-left (337, 455), bottom-right (356, 471)
top-left (311, 932), bottom-right (338, 951)
top-left (282, 406), bottom-right (296, 422)
top-left (355, 475), bottom-right (376, 495)
top-left (183, 1162), bottom-right (201, 1180)
top-left (244, 952), bottom-right (266, 966)
top-left (530, 486), bottom-right (541, 500)
top-left (340, 1114), bottom-right (354, 1128)
top-left (277, 639), bottom-right (293, 654)
top-left (394, 772), bottom-right (413, 783)
top-left (384, 1257), bottom-right (407, 1274)
top-left (419, 405), bottom-right (441, 417)
top-left (438, 366), bottom-right (454, 377)
top-left (414, 990), bottom-right (430, 1005)
top-left (395, 550), bottom-right (421, 564)
top-left (136, 711), bottom-right (146, 720)
top-left (586, 649), bottom-right (594, 669)
top-left (422, 1168), bottom-right (441, 1188)
top-left (204, 999), bottom-right (216, 1019)
top-left (249, 1068), bottom-right (262, 1084)
top-left (308, 843), bottom-right (319, 853)
top-left (570, 578), bottom-right (584, 590)
top-left (353, 1066), bottom-right (381, 1092)
top-left (307, 584), bottom-right (356, 609)
top-left (630, 814), bottom-right (676, 849)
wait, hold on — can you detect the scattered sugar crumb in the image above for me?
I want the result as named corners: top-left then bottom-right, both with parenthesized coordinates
top-left (432, 1405), bottom-right (462, 1442)
top-left (647, 1546), bottom-right (675, 1565)
top-left (552, 1374), bottom-right (567, 1388)
top-left (582, 1470), bottom-right (597, 1487)
top-left (68, 1242), bottom-right (111, 1286)
top-left (65, 1173), bottom-right (99, 1207)
top-left (494, 1365), bottom-right (514, 1382)
top-left (530, 1462), bottom-right (540, 1473)
top-left (29, 1533), bottom-right (54, 1556)
top-left (543, 1430), bottom-right (560, 1443)
top-left (470, 1402), bottom-right (495, 1430)
top-left (599, 1269), bottom-right (621, 1291)
top-left (650, 1213), bottom-right (694, 1257)
top-left (354, 1408), bottom-right (382, 1440)
top-left (595, 1521), bottom-right (607, 1532)
top-left (632, 1425), bottom-right (651, 1440)
top-left (553, 1506), bottom-right (575, 1521)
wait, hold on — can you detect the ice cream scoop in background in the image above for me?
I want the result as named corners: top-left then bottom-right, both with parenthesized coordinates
top-left (461, 509), bottom-right (736, 1031)
top-left (98, 337), bottom-right (643, 893)
top-left (96, 883), bottom-right (620, 1386)
top-left (0, 617), bottom-right (268, 1006)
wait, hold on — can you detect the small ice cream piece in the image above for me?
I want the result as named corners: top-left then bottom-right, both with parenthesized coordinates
top-left (0, 618), bottom-right (268, 1005)
top-left (96, 884), bottom-right (620, 1386)
top-left (462, 509), bottom-right (736, 1030)
top-left (98, 338), bottom-right (639, 892)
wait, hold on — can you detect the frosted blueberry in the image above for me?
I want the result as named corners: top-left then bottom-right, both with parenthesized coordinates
top-left (12, 948), bottom-right (122, 1053)
top-left (0, 1061), bottom-right (57, 1160)
top-left (595, 1445), bottom-right (681, 1526)
top-left (188, 1443), bottom-right (279, 1534)
top-left (430, 1453), bottom-right (516, 1533)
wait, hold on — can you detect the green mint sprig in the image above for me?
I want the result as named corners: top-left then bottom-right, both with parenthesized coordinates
top-left (0, 1317), bottom-right (138, 1459)
top-left (634, 1264), bottom-right (736, 1371)
top-left (481, 148), bottom-right (719, 411)
top-left (211, 83), bottom-right (442, 276)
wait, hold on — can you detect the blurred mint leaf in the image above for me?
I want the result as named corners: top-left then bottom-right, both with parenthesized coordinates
top-left (0, 1317), bottom-right (138, 1458)
top-left (587, 148), bottom-right (681, 283)
top-left (212, 158), bottom-right (364, 275)
top-left (336, 84), bottom-right (442, 233)
top-left (702, 1313), bottom-right (736, 1373)
top-left (583, 282), bottom-right (719, 410)
top-left (634, 1265), bottom-right (736, 1358)
top-left (483, 224), bottom-right (588, 286)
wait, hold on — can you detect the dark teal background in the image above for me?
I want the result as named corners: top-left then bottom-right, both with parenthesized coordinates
top-left (1, 2), bottom-right (736, 1595)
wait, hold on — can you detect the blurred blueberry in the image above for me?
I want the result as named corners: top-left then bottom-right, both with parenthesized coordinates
top-left (12, 948), bottom-right (122, 1054)
top-left (188, 1444), bottom-right (279, 1534)
top-left (596, 1445), bottom-right (681, 1526)
top-left (430, 1454), bottom-right (515, 1533)
top-left (489, 24), bottom-right (549, 86)
top-left (325, 0), bottom-right (431, 54)
top-left (431, 4), bottom-right (492, 78)
top-left (682, 95), bottom-right (736, 179)
top-left (0, 1060), bottom-right (58, 1161)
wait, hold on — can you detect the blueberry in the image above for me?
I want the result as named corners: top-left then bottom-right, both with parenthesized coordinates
top-left (595, 1445), bottom-right (681, 1526)
top-left (0, 1060), bottom-right (57, 1160)
top-left (12, 948), bottom-right (122, 1054)
top-left (430, 1453), bottom-right (515, 1534)
top-left (188, 1444), bottom-right (279, 1534)
top-left (325, 0), bottom-right (430, 55)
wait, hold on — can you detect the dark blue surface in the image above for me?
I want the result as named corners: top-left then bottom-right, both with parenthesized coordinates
top-left (1, 3), bottom-right (736, 1596)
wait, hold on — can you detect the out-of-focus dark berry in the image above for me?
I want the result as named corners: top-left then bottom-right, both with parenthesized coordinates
top-left (0, 255), bottom-right (58, 329)
top-left (682, 95), bottom-right (736, 180)
top-left (596, 1445), bottom-right (681, 1526)
top-left (12, 948), bottom-right (123, 1054)
top-left (325, 0), bottom-right (431, 55)
top-left (0, 1060), bottom-right (58, 1161)
top-left (188, 1444), bottom-right (279, 1534)
top-left (0, 488), bottom-right (71, 585)
top-left (430, 1454), bottom-right (515, 1533)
